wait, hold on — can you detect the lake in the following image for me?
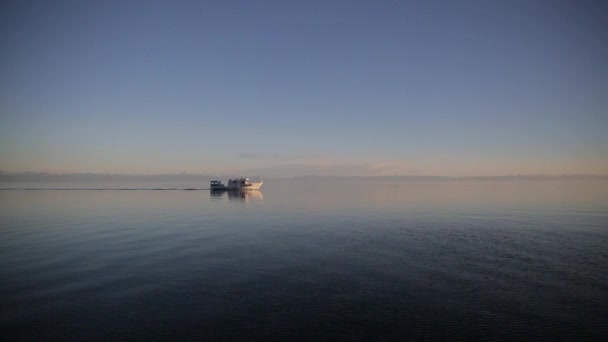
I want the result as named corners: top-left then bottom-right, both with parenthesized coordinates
top-left (1, 180), bottom-right (607, 340)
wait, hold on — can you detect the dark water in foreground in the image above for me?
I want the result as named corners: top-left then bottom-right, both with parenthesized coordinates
top-left (1, 180), bottom-right (607, 341)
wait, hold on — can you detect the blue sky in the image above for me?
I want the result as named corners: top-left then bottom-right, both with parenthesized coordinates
top-left (1, 0), bottom-right (606, 176)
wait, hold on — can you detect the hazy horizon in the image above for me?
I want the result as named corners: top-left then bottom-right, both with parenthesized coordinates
top-left (2, 170), bottom-right (607, 181)
top-left (1, 1), bottom-right (607, 177)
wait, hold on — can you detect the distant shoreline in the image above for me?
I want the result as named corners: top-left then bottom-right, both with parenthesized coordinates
top-left (1, 171), bottom-right (607, 182)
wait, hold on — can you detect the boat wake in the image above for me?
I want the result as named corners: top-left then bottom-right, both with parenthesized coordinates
top-left (0, 188), bottom-right (211, 191)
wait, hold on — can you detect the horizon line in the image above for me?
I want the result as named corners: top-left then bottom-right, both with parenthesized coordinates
top-left (1, 171), bottom-right (608, 179)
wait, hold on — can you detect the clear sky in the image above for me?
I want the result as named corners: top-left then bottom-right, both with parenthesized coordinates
top-left (1, 0), bottom-right (607, 176)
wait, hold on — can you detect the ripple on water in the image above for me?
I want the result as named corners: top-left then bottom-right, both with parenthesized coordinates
top-left (1, 184), bottom-right (608, 340)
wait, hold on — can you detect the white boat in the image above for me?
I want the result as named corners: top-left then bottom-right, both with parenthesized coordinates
top-left (210, 177), bottom-right (263, 190)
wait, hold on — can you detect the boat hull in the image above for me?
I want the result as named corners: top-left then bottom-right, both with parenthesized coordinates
top-left (233, 182), bottom-right (263, 190)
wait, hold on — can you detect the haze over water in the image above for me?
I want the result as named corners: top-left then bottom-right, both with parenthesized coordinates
top-left (2, 179), bottom-right (607, 340)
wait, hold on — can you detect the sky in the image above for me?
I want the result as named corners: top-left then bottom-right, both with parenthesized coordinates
top-left (1, 0), bottom-right (607, 177)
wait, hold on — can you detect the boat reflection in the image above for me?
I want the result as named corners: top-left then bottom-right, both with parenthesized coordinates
top-left (210, 189), bottom-right (263, 203)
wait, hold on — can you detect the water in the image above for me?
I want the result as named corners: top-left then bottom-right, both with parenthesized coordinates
top-left (1, 180), bottom-right (607, 340)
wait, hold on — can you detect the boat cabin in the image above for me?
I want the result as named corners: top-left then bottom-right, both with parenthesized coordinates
top-left (210, 180), bottom-right (226, 189)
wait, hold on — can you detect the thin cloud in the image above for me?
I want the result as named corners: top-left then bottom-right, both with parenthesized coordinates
top-left (237, 152), bottom-right (283, 159)
top-left (237, 152), bottom-right (325, 160)
top-left (243, 161), bottom-right (411, 177)
top-left (237, 152), bottom-right (267, 159)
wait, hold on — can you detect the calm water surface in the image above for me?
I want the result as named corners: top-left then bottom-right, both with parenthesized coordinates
top-left (1, 180), bottom-right (607, 340)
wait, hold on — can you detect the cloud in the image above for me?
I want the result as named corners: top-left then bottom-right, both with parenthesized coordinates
top-left (237, 152), bottom-right (285, 159)
top-left (237, 152), bottom-right (268, 159)
top-left (240, 157), bottom-right (608, 178)
top-left (237, 152), bottom-right (325, 160)
top-left (242, 161), bottom-right (417, 177)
